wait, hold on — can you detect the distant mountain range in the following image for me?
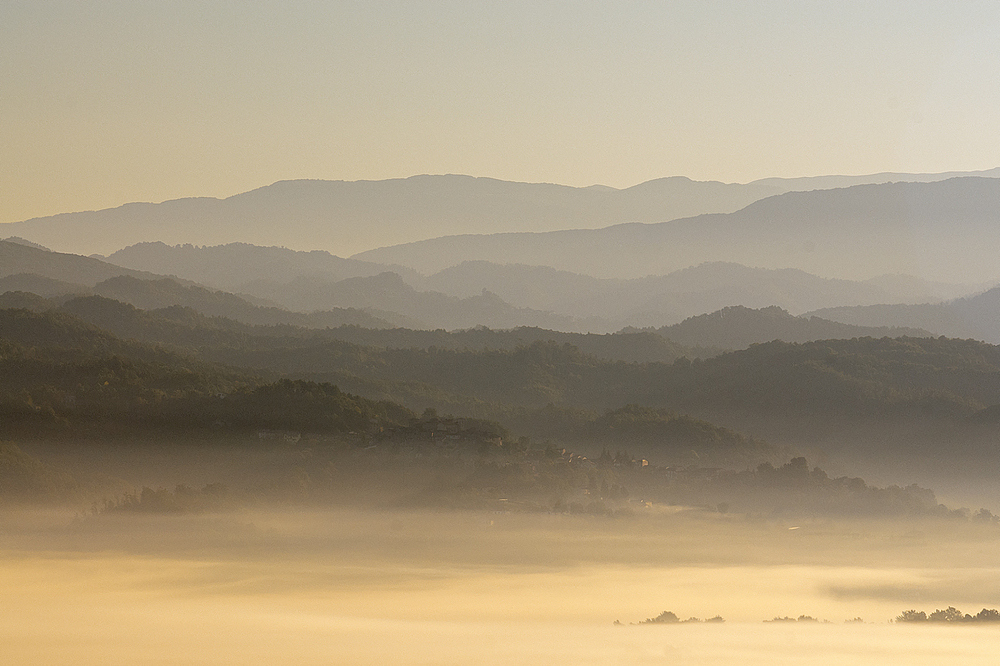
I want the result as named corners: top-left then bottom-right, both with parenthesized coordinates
top-left (0, 241), bottom-right (593, 331)
top-left (422, 260), bottom-right (971, 326)
top-left (236, 271), bottom-right (586, 331)
top-left (4, 238), bottom-right (993, 334)
top-left (96, 242), bottom-right (975, 329)
top-left (5, 170), bottom-right (1000, 335)
top-left (354, 177), bottom-right (1000, 283)
top-left (5, 169), bottom-right (999, 260)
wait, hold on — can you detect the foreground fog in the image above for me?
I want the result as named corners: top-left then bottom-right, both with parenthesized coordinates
top-left (3, 508), bottom-right (1000, 664)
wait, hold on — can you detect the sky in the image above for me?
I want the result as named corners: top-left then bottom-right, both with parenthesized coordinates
top-left (2, 0), bottom-right (999, 224)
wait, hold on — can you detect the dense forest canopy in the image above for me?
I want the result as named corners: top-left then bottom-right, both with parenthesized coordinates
top-left (8, 302), bottom-right (1000, 442)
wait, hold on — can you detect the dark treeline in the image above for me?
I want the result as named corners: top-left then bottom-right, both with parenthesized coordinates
top-left (6, 431), bottom-right (989, 522)
top-left (630, 607), bottom-right (1000, 625)
top-left (896, 607), bottom-right (1000, 623)
top-left (225, 333), bottom-right (1000, 422)
top-left (635, 611), bottom-right (725, 624)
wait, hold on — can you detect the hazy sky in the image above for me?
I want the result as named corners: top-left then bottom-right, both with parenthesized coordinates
top-left (3, 1), bottom-right (999, 223)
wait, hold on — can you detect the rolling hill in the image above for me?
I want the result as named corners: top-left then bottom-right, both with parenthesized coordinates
top-left (0, 240), bottom-right (163, 286)
top-left (808, 286), bottom-right (1000, 344)
top-left (655, 305), bottom-right (933, 349)
top-left (90, 275), bottom-right (395, 329)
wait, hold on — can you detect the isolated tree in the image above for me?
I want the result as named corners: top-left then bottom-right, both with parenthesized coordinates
top-left (643, 611), bottom-right (679, 624)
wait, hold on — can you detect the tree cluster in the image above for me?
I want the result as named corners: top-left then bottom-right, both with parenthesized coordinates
top-left (896, 607), bottom-right (1000, 623)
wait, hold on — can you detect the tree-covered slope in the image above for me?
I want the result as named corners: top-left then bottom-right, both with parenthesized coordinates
top-left (216, 334), bottom-right (1000, 420)
top-left (0, 308), bottom-right (414, 439)
top-left (656, 305), bottom-right (932, 349)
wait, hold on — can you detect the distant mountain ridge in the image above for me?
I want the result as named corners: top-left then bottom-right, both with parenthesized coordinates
top-left (5, 169), bottom-right (999, 258)
top-left (3, 238), bottom-right (987, 333)
top-left (354, 177), bottom-right (1000, 283)
top-left (235, 271), bottom-right (590, 331)
top-left (424, 260), bottom-right (970, 327)
top-left (1, 175), bottom-right (777, 256)
top-left (0, 240), bottom-right (597, 331)
top-left (96, 242), bottom-right (975, 330)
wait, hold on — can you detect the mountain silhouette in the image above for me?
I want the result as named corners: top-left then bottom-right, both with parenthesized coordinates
top-left (354, 178), bottom-right (1000, 283)
top-left (423, 261), bottom-right (968, 326)
top-left (7, 169), bottom-right (998, 258)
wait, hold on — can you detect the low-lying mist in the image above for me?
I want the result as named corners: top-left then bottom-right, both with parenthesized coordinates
top-left (5, 505), bottom-right (1000, 664)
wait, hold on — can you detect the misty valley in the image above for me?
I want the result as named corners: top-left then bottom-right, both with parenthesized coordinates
top-left (6, 174), bottom-right (1000, 663)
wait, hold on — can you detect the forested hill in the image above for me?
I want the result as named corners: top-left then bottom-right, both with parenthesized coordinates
top-left (0, 305), bottom-right (778, 467)
top-left (225, 333), bottom-right (1000, 482)
top-left (255, 323), bottom-right (706, 363)
top-left (0, 308), bottom-right (414, 439)
top-left (13, 297), bottom-right (1000, 425)
top-left (225, 335), bottom-right (1000, 421)
top-left (656, 305), bottom-right (933, 349)
top-left (10, 295), bottom-right (1000, 421)
top-left (14, 299), bottom-right (1000, 492)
